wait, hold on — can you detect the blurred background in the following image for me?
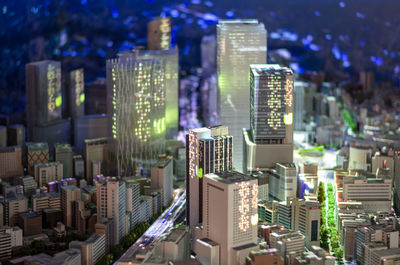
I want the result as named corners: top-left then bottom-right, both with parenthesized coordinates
top-left (1, 0), bottom-right (399, 119)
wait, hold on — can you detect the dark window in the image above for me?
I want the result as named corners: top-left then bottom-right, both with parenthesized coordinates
top-left (311, 220), bottom-right (318, 241)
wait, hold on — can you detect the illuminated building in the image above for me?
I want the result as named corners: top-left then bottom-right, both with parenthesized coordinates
top-left (26, 60), bottom-right (62, 141)
top-left (96, 177), bottom-right (127, 245)
top-left (84, 138), bottom-right (108, 184)
top-left (244, 65), bottom-right (294, 172)
top-left (147, 17), bottom-right (171, 50)
top-left (106, 52), bottom-right (166, 176)
top-left (217, 20), bottom-right (267, 172)
top-left (186, 126), bottom-right (233, 229)
top-left (26, 142), bottom-right (49, 176)
top-left (55, 143), bottom-right (73, 178)
top-left (61, 185), bottom-right (81, 228)
top-left (34, 162), bottom-right (63, 187)
top-left (135, 48), bottom-right (179, 139)
top-left (201, 171), bottom-right (259, 265)
top-left (69, 68), bottom-right (85, 118)
top-left (291, 198), bottom-right (320, 248)
top-left (0, 146), bottom-right (23, 178)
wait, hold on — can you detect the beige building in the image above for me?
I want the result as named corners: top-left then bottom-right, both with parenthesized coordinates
top-left (245, 249), bottom-right (284, 265)
top-left (84, 138), bottom-right (108, 184)
top-left (147, 17), bottom-right (171, 50)
top-left (34, 162), bottom-right (63, 187)
top-left (32, 192), bottom-right (61, 212)
top-left (201, 171), bottom-right (259, 265)
top-left (95, 218), bottom-right (114, 252)
top-left (26, 142), bottom-right (49, 176)
top-left (291, 199), bottom-right (321, 248)
top-left (151, 155), bottom-right (173, 208)
top-left (269, 229), bottom-right (305, 263)
top-left (70, 233), bottom-right (106, 265)
top-left (154, 225), bottom-right (190, 261)
top-left (349, 146), bottom-right (371, 171)
top-left (61, 185), bottom-right (81, 228)
top-left (4, 195), bottom-right (28, 226)
top-left (371, 152), bottom-right (394, 178)
top-left (0, 146), bottom-right (23, 178)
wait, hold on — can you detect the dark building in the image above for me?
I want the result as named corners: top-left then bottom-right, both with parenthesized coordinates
top-left (43, 208), bottom-right (63, 229)
top-left (18, 211), bottom-right (42, 236)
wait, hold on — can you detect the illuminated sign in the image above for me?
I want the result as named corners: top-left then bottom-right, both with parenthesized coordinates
top-left (238, 182), bottom-right (250, 232)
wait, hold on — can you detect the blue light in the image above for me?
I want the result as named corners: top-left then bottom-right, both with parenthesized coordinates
top-left (309, 44), bottom-right (320, 51)
top-left (111, 8), bottom-right (119, 18)
top-left (332, 45), bottom-right (341, 60)
top-left (360, 40), bottom-right (365, 47)
top-left (339, 2), bottom-right (346, 8)
top-left (314, 11), bottom-right (320, 17)
top-left (191, 0), bottom-right (201, 4)
top-left (302, 35), bottom-right (313, 46)
top-left (325, 34), bottom-right (332, 40)
top-left (170, 9), bottom-right (179, 18)
top-left (81, 0), bottom-right (87, 5)
top-left (270, 32), bottom-right (280, 40)
top-left (225, 10), bottom-right (234, 18)
top-left (204, 1), bottom-right (213, 7)
top-left (107, 41), bottom-right (113, 47)
top-left (356, 12), bottom-right (365, 19)
top-left (98, 49), bottom-right (106, 57)
top-left (2, 6), bottom-right (7, 14)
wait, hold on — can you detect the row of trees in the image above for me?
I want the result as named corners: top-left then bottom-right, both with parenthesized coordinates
top-left (318, 182), bottom-right (343, 261)
top-left (96, 213), bottom-right (161, 265)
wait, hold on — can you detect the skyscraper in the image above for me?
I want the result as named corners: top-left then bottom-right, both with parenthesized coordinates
top-left (135, 48), bottom-right (179, 139)
top-left (61, 185), bottom-right (81, 228)
top-left (186, 126), bottom-right (233, 229)
top-left (244, 65), bottom-right (294, 172)
top-left (96, 177), bottom-right (127, 245)
top-left (107, 52), bottom-right (166, 176)
top-left (217, 20), bottom-right (267, 172)
top-left (68, 68), bottom-right (85, 118)
top-left (294, 81), bottom-right (306, 131)
top-left (202, 171), bottom-right (259, 265)
top-left (55, 143), bottom-right (73, 178)
top-left (26, 60), bottom-right (62, 140)
top-left (147, 17), bottom-right (171, 51)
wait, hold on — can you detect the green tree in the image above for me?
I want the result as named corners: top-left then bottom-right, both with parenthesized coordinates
top-left (317, 182), bottom-right (325, 204)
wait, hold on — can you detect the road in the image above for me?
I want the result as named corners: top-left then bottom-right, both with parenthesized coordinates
top-left (116, 190), bottom-right (186, 265)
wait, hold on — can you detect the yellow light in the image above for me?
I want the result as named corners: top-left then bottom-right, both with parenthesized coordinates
top-left (251, 214), bottom-right (258, 226)
top-left (284, 112), bottom-right (293, 125)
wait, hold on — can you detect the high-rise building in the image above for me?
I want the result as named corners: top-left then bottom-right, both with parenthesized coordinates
top-left (96, 177), bottom-right (127, 245)
top-left (151, 155), bottom-right (173, 208)
top-left (186, 126), bottom-right (233, 229)
top-left (26, 142), bottom-right (49, 176)
top-left (61, 185), bottom-right (81, 228)
top-left (201, 171), bottom-right (259, 265)
top-left (69, 68), bottom-right (85, 118)
top-left (106, 52), bottom-right (166, 176)
top-left (201, 35), bottom-right (217, 78)
top-left (17, 175), bottom-right (37, 198)
top-left (268, 163), bottom-right (297, 202)
top-left (0, 146), bottom-right (23, 178)
top-left (7, 124), bottom-right (25, 147)
top-left (84, 138), bottom-right (109, 184)
top-left (4, 195), bottom-right (28, 226)
top-left (74, 115), bottom-right (108, 152)
top-left (147, 17), bottom-right (171, 51)
top-left (34, 162), bottom-right (63, 187)
top-left (70, 233), bottom-right (106, 265)
top-left (217, 20), bottom-right (267, 172)
top-left (291, 198), bottom-right (320, 248)
top-left (125, 181), bottom-right (140, 230)
top-left (95, 218), bottom-right (114, 252)
top-left (294, 81), bottom-right (306, 131)
top-left (55, 143), bottom-right (73, 178)
top-left (0, 232), bottom-right (11, 261)
top-left (135, 48), bottom-right (179, 139)
top-left (244, 65), bottom-right (294, 172)
top-left (26, 60), bottom-right (62, 140)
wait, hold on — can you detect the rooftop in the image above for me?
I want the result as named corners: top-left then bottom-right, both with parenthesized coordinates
top-left (26, 142), bottom-right (49, 152)
top-left (250, 64), bottom-right (293, 77)
top-left (205, 171), bottom-right (255, 185)
top-left (19, 211), bottom-right (41, 219)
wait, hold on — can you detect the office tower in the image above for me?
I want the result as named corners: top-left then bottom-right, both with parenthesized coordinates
top-left (34, 162), bottom-right (63, 187)
top-left (0, 146), bottom-right (23, 178)
top-left (201, 171), bottom-right (258, 265)
top-left (200, 74), bottom-right (219, 126)
top-left (61, 185), bottom-right (81, 228)
top-left (258, 201), bottom-right (278, 224)
top-left (278, 200), bottom-right (292, 229)
top-left (96, 178), bottom-right (127, 245)
top-left (147, 17), bottom-right (171, 50)
top-left (32, 192), bottom-right (61, 212)
top-left (26, 60), bottom-right (62, 140)
top-left (18, 211), bottom-right (42, 236)
top-left (126, 181), bottom-right (140, 230)
top-left (55, 143), bottom-right (73, 178)
top-left (244, 65), bottom-right (294, 172)
top-left (268, 163), bottom-right (297, 202)
top-left (84, 138), bottom-right (109, 184)
top-left (0, 126), bottom-right (6, 147)
top-left (269, 229), bottom-right (305, 263)
top-left (74, 115), bottom-right (108, 151)
top-left (294, 81), bottom-right (305, 131)
top-left (201, 35), bottom-right (217, 77)
top-left (186, 126), bottom-right (233, 229)
top-left (0, 232), bottom-right (11, 261)
top-left (291, 199), bottom-right (320, 248)
top-left (73, 155), bottom-right (85, 179)
top-left (4, 194), bottom-right (28, 226)
top-left (26, 142), bottom-right (49, 175)
top-left (217, 20), bottom-right (267, 172)
top-left (245, 249), bottom-right (284, 265)
top-left (107, 52), bottom-right (166, 176)
top-left (95, 218), bottom-right (114, 252)
top-left (69, 68), bottom-right (85, 118)
top-left (151, 155), bottom-right (173, 208)
top-left (135, 48), bottom-right (179, 139)
top-left (70, 233), bottom-right (106, 265)
top-left (85, 78), bottom-right (107, 115)
top-left (138, 195), bottom-right (153, 223)
top-left (32, 119), bottom-right (71, 150)
top-left (7, 124), bottom-right (25, 147)
top-left (153, 225), bottom-right (191, 261)
top-left (17, 175), bottom-right (37, 198)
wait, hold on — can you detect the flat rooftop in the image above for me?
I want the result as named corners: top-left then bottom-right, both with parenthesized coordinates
top-left (205, 171), bottom-right (255, 185)
top-left (250, 64), bottom-right (293, 77)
